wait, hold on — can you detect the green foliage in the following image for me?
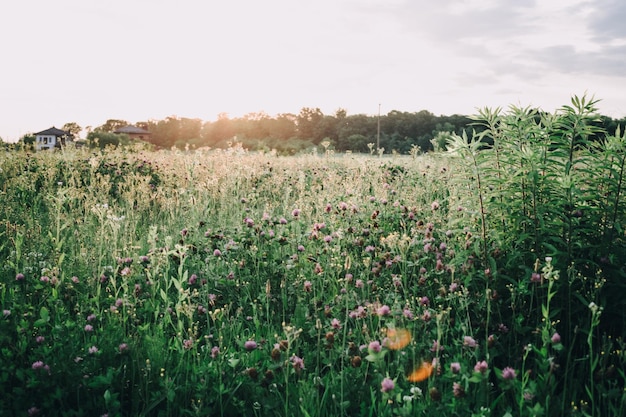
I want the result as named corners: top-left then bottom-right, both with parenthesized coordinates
top-left (95, 119), bottom-right (129, 133)
top-left (87, 131), bottom-right (131, 149)
top-left (1, 99), bottom-right (625, 417)
top-left (448, 94), bottom-right (626, 416)
top-left (62, 122), bottom-right (82, 139)
top-left (20, 133), bottom-right (36, 145)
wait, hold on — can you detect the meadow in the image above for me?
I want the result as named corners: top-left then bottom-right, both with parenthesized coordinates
top-left (1, 96), bottom-right (625, 416)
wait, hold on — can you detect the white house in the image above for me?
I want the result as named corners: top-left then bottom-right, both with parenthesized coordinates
top-left (34, 127), bottom-right (72, 151)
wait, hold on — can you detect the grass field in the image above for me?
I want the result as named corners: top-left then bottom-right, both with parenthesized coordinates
top-left (1, 96), bottom-right (625, 416)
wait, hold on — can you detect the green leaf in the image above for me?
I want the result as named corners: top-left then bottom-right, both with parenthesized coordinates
top-left (40, 307), bottom-right (49, 321)
top-left (167, 388), bottom-right (175, 402)
top-left (468, 373), bottom-right (484, 383)
top-left (172, 277), bottom-right (182, 292)
top-left (104, 389), bottom-right (111, 404)
top-left (34, 307), bottom-right (50, 327)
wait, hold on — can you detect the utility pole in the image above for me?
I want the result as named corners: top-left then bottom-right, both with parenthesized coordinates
top-left (377, 103), bottom-right (381, 153)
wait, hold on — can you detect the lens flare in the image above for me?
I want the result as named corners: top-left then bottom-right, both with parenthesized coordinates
top-left (385, 328), bottom-right (412, 350)
top-left (407, 361), bottom-right (434, 383)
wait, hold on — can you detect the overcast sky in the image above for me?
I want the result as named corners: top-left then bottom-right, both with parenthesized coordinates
top-left (1, 0), bottom-right (625, 141)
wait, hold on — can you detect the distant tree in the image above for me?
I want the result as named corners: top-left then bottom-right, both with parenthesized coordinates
top-left (20, 134), bottom-right (35, 146)
top-left (335, 108), bottom-right (348, 119)
top-left (266, 113), bottom-right (297, 141)
top-left (95, 119), bottom-right (129, 133)
top-left (337, 114), bottom-right (376, 150)
top-left (296, 107), bottom-right (324, 143)
top-left (87, 131), bottom-right (130, 148)
top-left (17, 134), bottom-right (35, 151)
top-left (62, 122), bottom-right (82, 138)
top-left (201, 113), bottom-right (236, 147)
top-left (342, 134), bottom-right (369, 152)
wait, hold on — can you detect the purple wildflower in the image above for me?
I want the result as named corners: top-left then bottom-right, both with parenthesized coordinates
top-left (450, 362), bottom-right (461, 374)
top-left (188, 274), bottom-right (197, 285)
top-left (290, 355), bottom-right (305, 371)
top-left (377, 305), bottom-right (391, 316)
top-left (368, 340), bottom-right (382, 353)
top-left (474, 360), bottom-right (488, 374)
top-left (463, 336), bottom-right (478, 348)
top-left (381, 377), bottom-right (395, 393)
top-left (502, 367), bottom-right (517, 380)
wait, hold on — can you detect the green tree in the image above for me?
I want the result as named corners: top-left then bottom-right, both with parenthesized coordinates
top-left (337, 114), bottom-right (376, 151)
top-left (296, 107), bottom-right (324, 143)
top-left (201, 113), bottom-right (236, 148)
top-left (62, 122), bottom-right (82, 138)
top-left (96, 119), bottom-right (129, 133)
top-left (87, 131), bottom-right (130, 148)
top-left (266, 113), bottom-right (297, 141)
top-left (20, 134), bottom-right (35, 146)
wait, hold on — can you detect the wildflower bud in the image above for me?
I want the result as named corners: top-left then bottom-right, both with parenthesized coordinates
top-left (453, 382), bottom-right (465, 398)
top-left (450, 362), bottom-right (461, 374)
top-left (429, 387), bottom-right (442, 401)
top-left (247, 367), bottom-right (258, 380)
top-left (351, 356), bottom-right (362, 367)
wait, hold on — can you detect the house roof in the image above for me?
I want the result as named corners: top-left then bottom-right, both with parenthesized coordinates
top-left (35, 126), bottom-right (70, 136)
top-left (114, 125), bottom-right (150, 134)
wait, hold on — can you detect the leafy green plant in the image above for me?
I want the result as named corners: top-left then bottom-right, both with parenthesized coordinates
top-left (1, 98), bottom-right (624, 416)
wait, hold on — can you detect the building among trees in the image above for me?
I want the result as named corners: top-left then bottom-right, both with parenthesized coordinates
top-left (114, 125), bottom-right (151, 141)
top-left (34, 127), bottom-right (73, 151)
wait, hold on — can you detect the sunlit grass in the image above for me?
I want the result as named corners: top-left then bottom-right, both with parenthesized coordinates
top-left (1, 98), bottom-right (625, 417)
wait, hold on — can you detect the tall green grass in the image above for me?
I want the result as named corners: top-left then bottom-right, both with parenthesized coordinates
top-left (1, 96), bottom-right (624, 416)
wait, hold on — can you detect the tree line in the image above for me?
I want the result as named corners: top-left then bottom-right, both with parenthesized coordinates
top-left (11, 107), bottom-right (626, 154)
top-left (83, 108), bottom-right (474, 154)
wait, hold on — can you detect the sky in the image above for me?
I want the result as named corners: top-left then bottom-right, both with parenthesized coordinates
top-left (1, 0), bottom-right (626, 142)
